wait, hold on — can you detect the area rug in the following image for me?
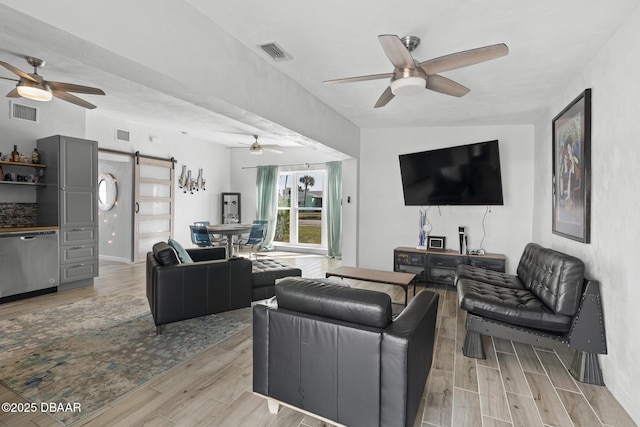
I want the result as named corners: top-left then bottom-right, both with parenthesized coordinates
top-left (0, 294), bottom-right (248, 425)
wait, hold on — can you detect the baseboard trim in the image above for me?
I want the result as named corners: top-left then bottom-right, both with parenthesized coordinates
top-left (271, 245), bottom-right (327, 256)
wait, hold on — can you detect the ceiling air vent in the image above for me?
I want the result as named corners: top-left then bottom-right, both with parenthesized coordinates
top-left (258, 42), bottom-right (293, 62)
top-left (115, 128), bottom-right (131, 142)
top-left (10, 101), bottom-right (39, 123)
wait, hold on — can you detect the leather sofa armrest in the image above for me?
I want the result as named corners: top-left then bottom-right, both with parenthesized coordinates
top-left (252, 304), bottom-right (269, 396)
top-left (385, 290), bottom-right (439, 339)
top-left (381, 290), bottom-right (439, 427)
top-left (187, 247), bottom-right (226, 262)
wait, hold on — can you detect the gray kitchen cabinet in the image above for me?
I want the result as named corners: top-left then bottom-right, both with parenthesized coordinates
top-left (37, 135), bottom-right (99, 289)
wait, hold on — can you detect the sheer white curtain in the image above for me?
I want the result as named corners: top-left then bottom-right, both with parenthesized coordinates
top-left (255, 165), bottom-right (278, 250)
top-left (326, 161), bottom-right (342, 259)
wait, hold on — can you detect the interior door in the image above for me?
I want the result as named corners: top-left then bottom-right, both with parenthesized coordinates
top-left (98, 150), bottom-right (134, 262)
top-left (134, 156), bottom-right (175, 262)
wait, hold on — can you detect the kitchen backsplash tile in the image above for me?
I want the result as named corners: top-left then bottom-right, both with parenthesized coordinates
top-left (0, 203), bottom-right (38, 227)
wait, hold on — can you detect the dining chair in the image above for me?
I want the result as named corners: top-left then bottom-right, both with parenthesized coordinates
top-left (252, 219), bottom-right (268, 227)
top-left (194, 221), bottom-right (225, 246)
top-left (189, 225), bottom-right (213, 247)
top-left (236, 220), bottom-right (268, 254)
top-left (237, 223), bottom-right (267, 260)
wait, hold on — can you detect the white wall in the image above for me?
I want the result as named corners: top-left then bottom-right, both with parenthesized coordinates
top-left (359, 125), bottom-right (534, 273)
top-left (341, 158), bottom-right (359, 266)
top-left (531, 6), bottom-right (640, 422)
top-left (86, 111), bottom-right (231, 248)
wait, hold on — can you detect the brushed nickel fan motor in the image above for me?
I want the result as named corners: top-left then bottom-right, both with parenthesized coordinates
top-left (400, 36), bottom-right (421, 52)
top-left (26, 57), bottom-right (46, 72)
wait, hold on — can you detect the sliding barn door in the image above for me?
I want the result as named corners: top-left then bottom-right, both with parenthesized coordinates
top-left (134, 156), bottom-right (175, 262)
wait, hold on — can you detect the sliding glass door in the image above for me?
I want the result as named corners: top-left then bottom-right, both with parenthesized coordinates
top-left (275, 170), bottom-right (325, 247)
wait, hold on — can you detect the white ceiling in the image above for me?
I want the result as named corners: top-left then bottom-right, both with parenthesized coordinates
top-left (0, 1), bottom-right (639, 151)
top-left (194, 0), bottom-right (640, 128)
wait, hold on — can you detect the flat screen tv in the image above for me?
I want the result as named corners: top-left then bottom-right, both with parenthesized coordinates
top-left (399, 140), bottom-right (504, 206)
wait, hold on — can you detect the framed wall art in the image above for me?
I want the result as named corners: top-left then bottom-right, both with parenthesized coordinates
top-left (552, 88), bottom-right (591, 243)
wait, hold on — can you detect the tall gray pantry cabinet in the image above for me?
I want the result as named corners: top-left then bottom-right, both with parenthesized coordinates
top-left (37, 135), bottom-right (99, 290)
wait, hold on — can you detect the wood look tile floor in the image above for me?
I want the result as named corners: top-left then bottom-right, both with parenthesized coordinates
top-left (0, 251), bottom-right (636, 427)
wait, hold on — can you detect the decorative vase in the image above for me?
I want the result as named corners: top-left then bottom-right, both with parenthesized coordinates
top-left (418, 210), bottom-right (426, 249)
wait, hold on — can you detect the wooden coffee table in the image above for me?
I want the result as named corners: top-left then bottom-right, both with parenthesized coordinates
top-left (325, 266), bottom-right (417, 306)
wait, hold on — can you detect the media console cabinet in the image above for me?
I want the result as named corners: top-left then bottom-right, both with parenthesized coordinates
top-left (394, 246), bottom-right (506, 287)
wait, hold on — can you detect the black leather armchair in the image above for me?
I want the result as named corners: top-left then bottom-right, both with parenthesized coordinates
top-left (146, 242), bottom-right (252, 333)
top-left (253, 277), bottom-right (439, 427)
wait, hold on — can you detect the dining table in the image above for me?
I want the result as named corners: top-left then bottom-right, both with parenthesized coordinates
top-left (206, 223), bottom-right (252, 258)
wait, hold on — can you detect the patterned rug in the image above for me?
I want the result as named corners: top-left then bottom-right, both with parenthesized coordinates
top-left (0, 294), bottom-right (248, 425)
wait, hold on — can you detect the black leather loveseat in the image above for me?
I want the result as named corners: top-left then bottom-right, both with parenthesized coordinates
top-left (456, 242), bottom-right (607, 385)
top-left (253, 277), bottom-right (439, 427)
top-left (146, 242), bottom-right (252, 333)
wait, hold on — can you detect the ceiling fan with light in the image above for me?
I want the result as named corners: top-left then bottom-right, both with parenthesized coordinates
top-left (248, 135), bottom-right (283, 155)
top-left (0, 56), bottom-right (105, 109)
top-left (324, 34), bottom-right (508, 108)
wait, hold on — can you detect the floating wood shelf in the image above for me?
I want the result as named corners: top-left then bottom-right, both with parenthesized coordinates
top-left (0, 181), bottom-right (46, 187)
top-left (0, 160), bottom-right (47, 168)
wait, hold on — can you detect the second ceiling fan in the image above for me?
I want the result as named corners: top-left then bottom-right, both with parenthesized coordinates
top-left (248, 135), bottom-right (283, 155)
top-left (324, 34), bottom-right (508, 108)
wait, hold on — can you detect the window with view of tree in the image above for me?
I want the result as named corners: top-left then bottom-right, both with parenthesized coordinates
top-left (275, 170), bottom-right (325, 246)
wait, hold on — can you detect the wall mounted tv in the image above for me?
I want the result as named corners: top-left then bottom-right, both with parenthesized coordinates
top-left (399, 140), bottom-right (504, 206)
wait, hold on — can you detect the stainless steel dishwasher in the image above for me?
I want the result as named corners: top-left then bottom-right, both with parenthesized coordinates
top-left (0, 229), bottom-right (59, 298)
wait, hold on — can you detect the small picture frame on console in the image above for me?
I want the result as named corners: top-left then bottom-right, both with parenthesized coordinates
top-left (427, 236), bottom-right (446, 251)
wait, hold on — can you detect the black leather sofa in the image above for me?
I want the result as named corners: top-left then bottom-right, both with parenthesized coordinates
top-left (146, 242), bottom-right (252, 333)
top-left (456, 242), bottom-right (607, 385)
top-left (253, 277), bottom-right (439, 427)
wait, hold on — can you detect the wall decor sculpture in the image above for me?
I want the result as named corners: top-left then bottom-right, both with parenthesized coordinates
top-left (178, 165), bottom-right (206, 194)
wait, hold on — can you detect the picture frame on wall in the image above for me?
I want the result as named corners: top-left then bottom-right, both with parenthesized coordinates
top-left (552, 88), bottom-right (591, 243)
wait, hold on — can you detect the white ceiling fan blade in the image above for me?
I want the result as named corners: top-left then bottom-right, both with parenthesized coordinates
top-left (378, 35), bottom-right (416, 69)
top-left (426, 74), bottom-right (470, 97)
top-left (262, 146), bottom-right (283, 154)
top-left (420, 43), bottom-right (509, 75)
top-left (374, 86), bottom-right (395, 108)
top-left (324, 72), bottom-right (393, 84)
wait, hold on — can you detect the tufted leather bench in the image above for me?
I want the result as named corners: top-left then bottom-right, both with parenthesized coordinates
top-left (456, 243), bottom-right (608, 385)
top-left (251, 259), bottom-right (302, 301)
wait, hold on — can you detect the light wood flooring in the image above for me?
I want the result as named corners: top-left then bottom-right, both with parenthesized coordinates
top-left (0, 252), bottom-right (636, 427)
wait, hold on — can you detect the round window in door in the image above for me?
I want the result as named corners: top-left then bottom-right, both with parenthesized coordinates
top-left (98, 173), bottom-right (118, 211)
